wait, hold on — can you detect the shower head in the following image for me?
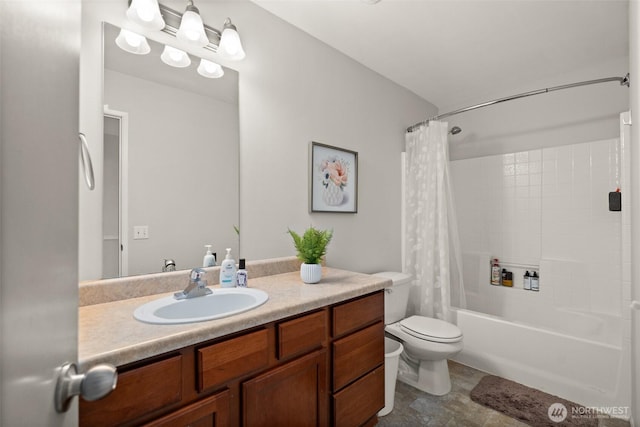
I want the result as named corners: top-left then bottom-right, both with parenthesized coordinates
top-left (449, 126), bottom-right (462, 135)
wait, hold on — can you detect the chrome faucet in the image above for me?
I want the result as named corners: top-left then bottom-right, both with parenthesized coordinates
top-left (163, 259), bottom-right (176, 272)
top-left (174, 268), bottom-right (212, 300)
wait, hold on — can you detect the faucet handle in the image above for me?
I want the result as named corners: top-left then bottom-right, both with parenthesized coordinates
top-left (190, 267), bottom-right (205, 282)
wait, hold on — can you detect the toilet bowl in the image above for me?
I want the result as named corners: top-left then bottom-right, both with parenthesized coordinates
top-left (374, 272), bottom-right (463, 396)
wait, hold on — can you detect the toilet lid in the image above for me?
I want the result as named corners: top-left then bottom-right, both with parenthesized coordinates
top-left (399, 315), bottom-right (462, 343)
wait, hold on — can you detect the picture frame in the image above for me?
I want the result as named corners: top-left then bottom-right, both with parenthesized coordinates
top-left (310, 142), bottom-right (358, 213)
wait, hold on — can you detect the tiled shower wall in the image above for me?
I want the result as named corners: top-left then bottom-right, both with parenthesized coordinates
top-left (451, 137), bottom-right (627, 326)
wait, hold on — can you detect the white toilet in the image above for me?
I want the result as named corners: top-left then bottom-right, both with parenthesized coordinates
top-left (374, 272), bottom-right (463, 396)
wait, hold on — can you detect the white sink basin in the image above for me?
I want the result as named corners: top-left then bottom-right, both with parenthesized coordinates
top-left (133, 288), bottom-right (269, 325)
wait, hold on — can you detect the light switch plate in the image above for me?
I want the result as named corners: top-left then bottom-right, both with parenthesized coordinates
top-left (133, 225), bottom-right (149, 239)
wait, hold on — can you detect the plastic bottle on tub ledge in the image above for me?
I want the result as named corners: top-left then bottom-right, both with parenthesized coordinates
top-left (490, 259), bottom-right (501, 285)
top-left (502, 271), bottom-right (513, 287)
top-left (530, 271), bottom-right (539, 291)
top-left (523, 271), bottom-right (531, 290)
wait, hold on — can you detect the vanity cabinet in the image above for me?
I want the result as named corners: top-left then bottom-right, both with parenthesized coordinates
top-left (331, 292), bottom-right (385, 426)
top-left (80, 290), bottom-right (383, 427)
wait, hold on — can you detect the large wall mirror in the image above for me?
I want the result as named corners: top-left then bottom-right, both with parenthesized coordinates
top-left (81, 23), bottom-right (239, 281)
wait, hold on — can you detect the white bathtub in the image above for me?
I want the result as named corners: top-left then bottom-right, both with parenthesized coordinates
top-left (462, 288), bottom-right (623, 347)
top-left (450, 307), bottom-right (631, 411)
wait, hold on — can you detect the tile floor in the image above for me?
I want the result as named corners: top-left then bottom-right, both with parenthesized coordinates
top-left (376, 361), bottom-right (631, 427)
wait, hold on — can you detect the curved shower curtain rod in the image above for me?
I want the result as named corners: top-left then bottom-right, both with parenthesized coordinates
top-left (406, 73), bottom-right (630, 133)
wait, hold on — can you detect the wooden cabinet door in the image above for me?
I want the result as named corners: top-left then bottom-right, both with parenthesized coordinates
top-left (144, 390), bottom-right (230, 427)
top-left (243, 350), bottom-right (327, 427)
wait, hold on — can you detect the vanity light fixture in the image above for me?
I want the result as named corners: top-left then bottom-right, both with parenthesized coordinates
top-left (218, 18), bottom-right (246, 61)
top-left (123, 1), bottom-right (246, 61)
top-left (197, 59), bottom-right (224, 78)
top-left (118, 1), bottom-right (245, 79)
top-left (126, 0), bottom-right (165, 31)
top-left (115, 28), bottom-right (151, 55)
top-left (160, 45), bottom-right (191, 68)
top-left (176, 0), bottom-right (209, 48)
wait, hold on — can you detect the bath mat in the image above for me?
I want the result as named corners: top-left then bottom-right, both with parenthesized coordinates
top-left (470, 375), bottom-right (598, 426)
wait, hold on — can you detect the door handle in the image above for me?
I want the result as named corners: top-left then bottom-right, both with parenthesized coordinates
top-left (79, 133), bottom-right (95, 190)
top-left (54, 362), bottom-right (117, 413)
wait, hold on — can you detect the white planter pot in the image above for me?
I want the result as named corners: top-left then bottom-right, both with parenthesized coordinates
top-left (300, 263), bottom-right (322, 284)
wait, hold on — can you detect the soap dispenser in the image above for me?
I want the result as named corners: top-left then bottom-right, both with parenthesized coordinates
top-left (219, 248), bottom-right (237, 288)
top-left (202, 245), bottom-right (216, 267)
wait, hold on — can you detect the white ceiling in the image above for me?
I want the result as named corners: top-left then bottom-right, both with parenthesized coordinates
top-left (252, 0), bottom-right (629, 112)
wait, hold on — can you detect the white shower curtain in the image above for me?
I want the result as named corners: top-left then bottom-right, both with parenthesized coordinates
top-left (404, 121), bottom-right (466, 321)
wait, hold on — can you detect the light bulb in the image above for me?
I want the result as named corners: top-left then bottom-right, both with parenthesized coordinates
top-left (176, 2), bottom-right (209, 48)
top-left (126, 0), bottom-right (165, 31)
top-left (125, 33), bottom-right (141, 48)
top-left (197, 59), bottom-right (224, 78)
top-left (115, 29), bottom-right (151, 55)
top-left (218, 19), bottom-right (245, 61)
top-left (136, 0), bottom-right (154, 22)
top-left (160, 45), bottom-right (191, 68)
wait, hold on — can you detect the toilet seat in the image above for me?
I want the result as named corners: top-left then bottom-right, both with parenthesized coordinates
top-left (399, 315), bottom-right (462, 343)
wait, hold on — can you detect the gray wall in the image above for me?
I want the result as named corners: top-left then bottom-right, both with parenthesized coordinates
top-left (228, 3), bottom-right (435, 272)
top-left (82, 1), bottom-right (436, 276)
top-left (86, 2), bottom-right (630, 275)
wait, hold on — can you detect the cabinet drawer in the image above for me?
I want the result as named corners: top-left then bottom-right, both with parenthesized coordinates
top-left (197, 329), bottom-right (269, 392)
top-left (333, 366), bottom-right (384, 427)
top-left (144, 389), bottom-right (230, 427)
top-left (332, 291), bottom-right (383, 338)
top-left (278, 310), bottom-right (327, 359)
top-left (333, 321), bottom-right (384, 391)
top-left (80, 355), bottom-right (182, 427)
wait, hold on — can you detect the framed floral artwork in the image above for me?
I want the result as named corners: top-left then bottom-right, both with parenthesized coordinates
top-left (310, 142), bottom-right (358, 213)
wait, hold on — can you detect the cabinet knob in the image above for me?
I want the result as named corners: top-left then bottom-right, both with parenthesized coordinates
top-left (54, 362), bottom-right (117, 413)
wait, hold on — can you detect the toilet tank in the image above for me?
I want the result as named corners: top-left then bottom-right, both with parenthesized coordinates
top-left (373, 272), bottom-right (412, 325)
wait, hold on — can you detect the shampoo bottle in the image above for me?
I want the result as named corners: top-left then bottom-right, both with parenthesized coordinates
top-left (490, 259), bottom-right (501, 285)
top-left (531, 272), bottom-right (539, 291)
top-left (219, 248), bottom-right (237, 288)
top-left (523, 271), bottom-right (531, 290)
top-left (236, 259), bottom-right (248, 287)
top-left (503, 271), bottom-right (513, 287)
top-left (203, 245), bottom-right (216, 267)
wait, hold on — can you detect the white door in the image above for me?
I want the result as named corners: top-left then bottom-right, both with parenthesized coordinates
top-left (1, 1), bottom-right (80, 425)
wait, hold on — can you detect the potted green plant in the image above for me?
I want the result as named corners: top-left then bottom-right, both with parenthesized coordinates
top-left (287, 226), bottom-right (333, 284)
